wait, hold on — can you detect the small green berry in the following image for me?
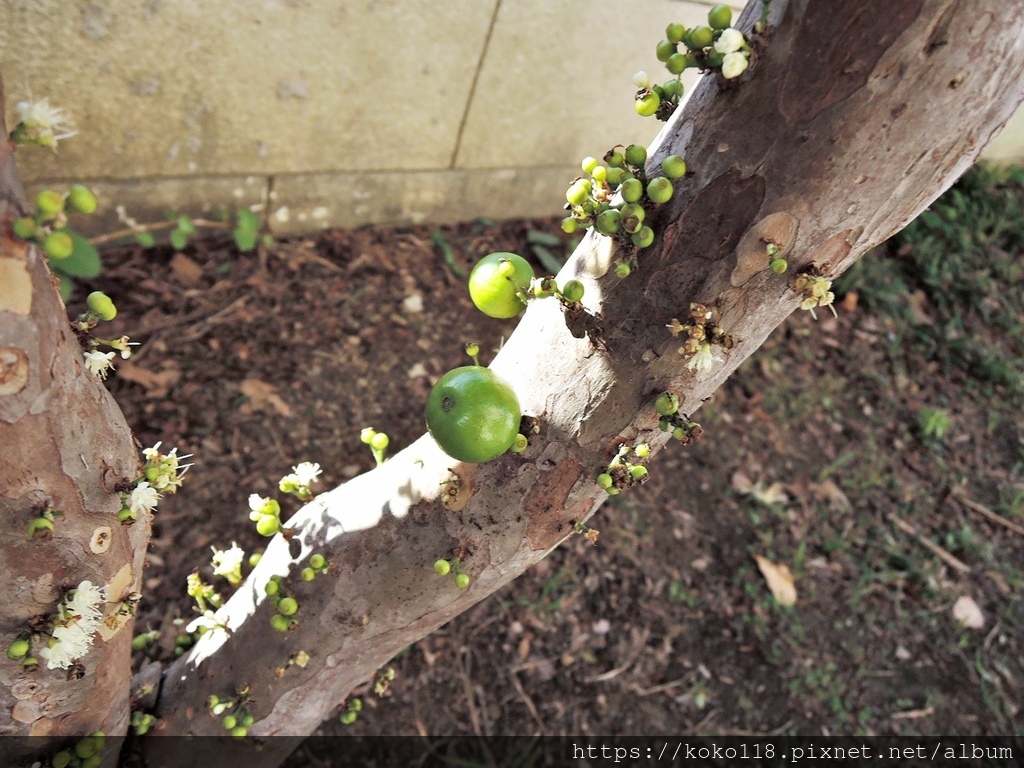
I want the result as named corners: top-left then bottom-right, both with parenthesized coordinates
top-left (12, 217), bottom-right (36, 239)
top-left (566, 179), bottom-right (592, 206)
top-left (634, 92), bottom-right (660, 118)
top-left (770, 257), bottom-right (789, 274)
top-left (67, 184), bottom-right (98, 214)
top-left (624, 144), bottom-right (647, 168)
top-left (662, 155), bottom-right (687, 179)
top-left (687, 25), bottom-right (715, 50)
top-left (615, 262), bottom-right (632, 278)
top-left (596, 473), bottom-right (614, 489)
top-left (75, 738), bottom-right (99, 759)
top-left (666, 22), bottom-right (687, 44)
top-left (269, 614), bottom-right (290, 632)
top-left (301, 567), bottom-right (316, 582)
top-left (561, 217), bottom-right (578, 234)
top-left (661, 79), bottom-right (684, 100)
top-left (360, 427), bottom-right (377, 444)
top-left (604, 167), bottom-right (625, 187)
top-left (591, 165), bottom-right (608, 183)
top-left (708, 4), bottom-right (732, 30)
top-left (630, 465), bottom-right (649, 482)
top-left (606, 487), bottom-right (621, 496)
top-left (340, 711), bottom-right (358, 725)
top-left (646, 177), bottom-right (674, 204)
top-left (231, 726), bottom-right (248, 738)
top-left (117, 507), bottom-right (136, 523)
top-left (21, 656), bottom-right (38, 668)
top-left (242, 713), bottom-right (255, 727)
top-left (666, 52), bottom-right (688, 76)
top-left (604, 149), bottom-right (625, 168)
top-left (511, 433), bottom-right (529, 453)
top-left (595, 209), bottom-right (622, 236)
top-left (631, 226), bottom-right (656, 249)
top-left (370, 432), bottom-right (389, 451)
top-left (7, 638), bottom-right (30, 660)
top-left (222, 714), bottom-right (238, 730)
top-left (655, 392), bottom-right (680, 416)
top-left (673, 426), bottom-right (687, 441)
top-left (310, 553), bottom-right (326, 570)
top-left (248, 552), bottom-right (262, 567)
top-left (655, 38), bottom-right (676, 62)
top-left (256, 515), bottom-right (280, 536)
top-left (36, 189), bottom-right (65, 218)
top-left (634, 443), bottom-right (651, 458)
top-left (53, 752), bottom-right (73, 768)
top-left (86, 291), bottom-right (117, 321)
top-left (454, 573), bottom-right (471, 590)
top-left (581, 156), bottom-right (599, 174)
top-left (434, 559), bottom-right (451, 576)
top-left (561, 280), bottom-right (585, 303)
top-left (43, 231), bottom-right (74, 260)
top-left (620, 178), bottom-right (643, 203)
top-left (277, 597), bottom-right (298, 616)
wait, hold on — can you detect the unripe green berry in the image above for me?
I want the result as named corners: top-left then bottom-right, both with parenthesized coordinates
top-left (561, 280), bottom-right (585, 303)
top-left (242, 713), bottom-right (255, 727)
top-left (661, 79), bottom-right (684, 100)
top-left (53, 752), bottom-right (73, 768)
top-left (360, 427), bottom-right (377, 444)
top-left (708, 4), bottom-right (732, 30)
top-left (620, 178), bottom-right (643, 203)
top-left (75, 738), bottom-right (99, 759)
top-left (604, 149), bottom-right (625, 168)
top-left (655, 392), bottom-right (680, 416)
top-left (662, 155), bottom-right (687, 179)
top-left (67, 184), bottom-right (98, 214)
top-left (634, 443), bottom-right (650, 458)
top-left (370, 432), bottom-right (389, 451)
top-left (615, 262), bottom-right (632, 279)
top-left (566, 180), bottom-right (591, 206)
top-left (231, 726), bottom-right (248, 738)
top-left (256, 515), bottom-right (280, 536)
top-left (688, 25), bottom-right (715, 50)
top-left (666, 22), bottom-right (687, 44)
top-left (619, 202), bottom-right (645, 224)
top-left (624, 144), bottom-right (647, 168)
top-left (223, 714), bottom-right (238, 730)
top-left (655, 38), bottom-right (676, 62)
top-left (434, 559), bottom-right (451, 576)
top-left (770, 257), bottom-right (789, 274)
top-left (561, 217), bottom-right (578, 234)
top-left (36, 189), bottom-right (65, 218)
top-left (634, 92), bottom-right (660, 118)
top-left (673, 426), bottom-right (687, 441)
top-left (270, 614), bottom-right (290, 632)
top-left (7, 638), bottom-right (29, 660)
top-left (465, 342), bottom-right (480, 358)
top-left (301, 567), bottom-right (316, 582)
top-left (454, 573), bottom-right (471, 590)
top-left (595, 209), bottom-right (622, 236)
top-left (666, 52), bottom-right (688, 76)
top-left (606, 487), bottom-right (621, 496)
top-left (706, 51), bottom-right (726, 69)
top-left (511, 433), bottom-right (528, 453)
top-left (12, 217), bottom-right (36, 239)
top-left (591, 165), bottom-right (608, 183)
top-left (631, 226), bottom-right (656, 249)
top-left (596, 473), bottom-right (614, 489)
top-left (340, 711), bottom-right (358, 725)
top-left (249, 552), bottom-right (262, 567)
top-left (86, 291), bottom-right (117, 321)
top-left (277, 597), bottom-right (298, 616)
top-left (581, 156), bottom-right (599, 174)
top-left (604, 167), bottom-right (625, 187)
top-left (646, 177), bottom-right (674, 204)
top-left (630, 465), bottom-right (649, 482)
top-left (310, 553), bottom-right (326, 570)
top-left (43, 231), bottom-right (74, 260)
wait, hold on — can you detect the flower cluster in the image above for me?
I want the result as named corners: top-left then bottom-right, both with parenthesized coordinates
top-left (39, 581), bottom-right (106, 670)
top-left (187, 571), bottom-right (223, 614)
top-left (793, 273), bottom-right (837, 318)
top-left (655, 391), bottom-right (705, 444)
top-left (210, 542), bottom-right (245, 587)
top-left (10, 97), bottom-right (77, 150)
top-left (596, 443), bottom-right (652, 496)
top-left (142, 441), bottom-right (191, 493)
top-left (75, 291), bottom-right (139, 381)
top-left (249, 494), bottom-right (283, 536)
top-left (666, 303), bottom-right (734, 374)
top-left (279, 461), bottom-right (322, 501)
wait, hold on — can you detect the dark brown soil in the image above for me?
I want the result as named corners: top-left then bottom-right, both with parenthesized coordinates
top-left (75, 212), bottom-right (1023, 749)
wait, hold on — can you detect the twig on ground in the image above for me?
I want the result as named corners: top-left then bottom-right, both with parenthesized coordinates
top-left (889, 514), bottom-right (971, 574)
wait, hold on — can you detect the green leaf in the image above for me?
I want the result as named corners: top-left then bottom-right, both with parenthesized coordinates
top-left (176, 215), bottom-right (196, 235)
top-left (170, 229), bottom-right (189, 251)
top-left (234, 228), bottom-right (258, 252)
top-left (531, 244), bottom-right (564, 275)
top-left (136, 231), bottom-right (156, 248)
top-left (235, 207), bottom-right (259, 234)
top-left (55, 229), bottom-right (102, 278)
top-left (431, 230), bottom-right (466, 279)
top-left (55, 272), bottom-right (74, 302)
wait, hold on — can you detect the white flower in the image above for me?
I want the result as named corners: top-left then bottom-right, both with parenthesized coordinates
top-left (14, 97), bottom-right (77, 149)
top-left (714, 28), bottom-right (746, 55)
top-left (185, 609), bottom-right (228, 636)
top-left (39, 622), bottom-right (93, 669)
top-left (632, 70), bottom-right (651, 89)
top-left (210, 542), bottom-right (245, 586)
top-left (292, 462), bottom-right (322, 486)
top-left (65, 581), bottom-right (105, 624)
top-left (249, 493), bottom-right (267, 512)
top-left (722, 51), bottom-right (750, 80)
top-left (83, 350), bottom-right (116, 379)
top-left (686, 343), bottom-right (722, 374)
top-left (142, 443), bottom-right (190, 493)
top-left (129, 481), bottom-right (161, 515)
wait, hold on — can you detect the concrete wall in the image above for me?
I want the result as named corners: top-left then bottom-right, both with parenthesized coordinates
top-left (3, 1), bottom-right (1022, 236)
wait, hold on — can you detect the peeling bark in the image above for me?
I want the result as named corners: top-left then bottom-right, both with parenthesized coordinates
top-left (142, 1), bottom-right (1024, 765)
top-left (0, 74), bottom-right (148, 755)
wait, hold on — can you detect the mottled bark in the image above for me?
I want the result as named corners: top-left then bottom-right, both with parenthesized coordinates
top-left (145, 0), bottom-right (1024, 765)
top-left (0, 73), bottom-right (148, 753)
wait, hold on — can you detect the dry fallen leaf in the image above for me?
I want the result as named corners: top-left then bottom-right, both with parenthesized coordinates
top-left (170, 252), bottom-right (204, 285)
top-left (239, 378), bottom-right (293, 417)
top-left (952, 595), bottom-right (985, 629)
top-left (754, 555), bottom-right (798, 606)
top-left (117, 361), bottom-right (181, 399)
top-left (733, 471), bottom-right (788, 507)
top-left (809, 479), bottom-right (852, 511)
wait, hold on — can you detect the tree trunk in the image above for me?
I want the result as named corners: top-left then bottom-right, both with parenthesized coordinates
top-left (142, 0), bottom-right (1024, 764)
top-left (0, 74), bottom-right (149, 755)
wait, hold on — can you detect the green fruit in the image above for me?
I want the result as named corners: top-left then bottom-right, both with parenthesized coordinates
top-left (634, 92), bottom-right (660, 117)
top-left (655, 38), bottom-right (676, 62)
top-left (655, 392), bottom-right (680, 416)
top-left (561, 280), bottom-right (585, 303)
top-left (340, 711), bottom-right (357, 725)
top-left (666, 52), bottom-right (688, 76)
top-left (581, 156), bottom-right (599, 174)
top-left (631, 226), bottom-right (656, 249)
top-left (596, 473), bottom-right (614, 489)
top-left (511, 433), bottom-right (528, 453)
top-left (36, 189), bottom-right (64, 218)
top-left (53, 752), bottom-right (73, 768)
top-left (688, 25), bottom-right (715, 49)
top-left (86, 291), bottom-right (117, 321)
top-left (615, 262), bottom-right (632, 278)
top-left (270, 614), bottom-right (290, 632)
top-left (454, 573), bottom-right (471, 590)
top-left (370, 432), bottom-right (389, 451)
top-left (426, 366), bottom-right (521, 463)
top-left (301, 568), bottom-right (316, 582)
top-left (7, 638), bottom-right (29, 660)
top-left (277, 597), bottom-right (298, 616)
top-left (591, 165), bottom-right (607, 183)
top-left (249, 553), bottom-right (262, 567)
top-left (661, 79), bottom-right (683, 100)
top-left (565, 179), bottom-right (592, 206)
top-left (75, 738), bottom-right (99, 759)
top-left (595, 209), bottom-right (621, 236)
top-left (468, 252), bottom-right (534, 319)
top-left (223, 714), bottom-right (238, 730)
top-left (662, 155), bottom-right (687, 179)
top-left (646, 177), bottom-right (674, 204)
top-left (434, 559), bottom-right (451, 576)
top-left (561, 217), bottom-right (578, 234)
top-left (43, 231), bottom-right (74, 260)
top-left (770, 257), bottom-right (789, 274)
top-left (67, 184), bottom-right (98, 214)
top-left (666, 23), bottom-right (687, 44)
top-left (624, 144), bottom-right (647, 168)
top-left (12, 217), bottom-right (36, 239)
top-left (231, 726), bottom-right (248, 738)
top-left (630, 466), bottom-right (649, 481)
top-left (310, 554), bottom-right (326, 569)
top-left (708, 4), bottom-right (732, 30)
top-left (604, 149), bottom-right (625, 168)
top-left (619, 202), bottom-right (645, 225)
top-left (634, 443), bottom-right (651, 458)
top-left (621, 178), bottom-right (643, 203)
top-left (256, 515), bottom-right (280, 536)
top-left (265, 579), bottom-right (279, 596)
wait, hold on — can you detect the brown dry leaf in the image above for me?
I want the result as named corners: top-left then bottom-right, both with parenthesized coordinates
top-left (952, 595), bottom-right (985, 629)
top-left (734, 471), bottom-right (787, 507)
top-left (170, 253), bottom-right (204, 285)
top-left (809, 479), bottom-right (852, 511)
top-left (754, 555), bottom-right (798, 606)
top-left (239, 378), bottom-right (293, 417)
top-left (117, 361), bottom-right (181, 398)
top-left (907, 290), bottom-right (935, 326)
